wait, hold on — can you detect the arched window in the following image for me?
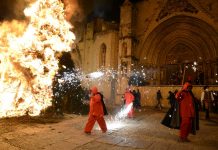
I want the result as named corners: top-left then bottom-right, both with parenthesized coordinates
top-left (121, 61), bottom-right (127, 76)
top-left (122, 42), bottom-right (127, 57)
top-left (100, 43), bottom-right (107, 67)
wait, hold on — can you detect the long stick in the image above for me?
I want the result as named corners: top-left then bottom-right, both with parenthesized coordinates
top-left (181, 65), bottom-right (186, 85)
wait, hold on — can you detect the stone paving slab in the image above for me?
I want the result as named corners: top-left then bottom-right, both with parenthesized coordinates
top-left (0, 142), bottom-right (20, 150)
top-left (0, 109), bottom-right (218, 150)
top-left (43, 140), bottom-right (78, 150)
top-left (97, 135), bottom-right (126, 145)
top-left (117, 138), bottom-right (145, 148)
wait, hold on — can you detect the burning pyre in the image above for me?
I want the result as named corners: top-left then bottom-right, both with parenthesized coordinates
top-left (0, 0), bottom-right (75, 118)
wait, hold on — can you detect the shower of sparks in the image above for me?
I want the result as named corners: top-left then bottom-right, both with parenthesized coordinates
top-left (95, 116), bottom-right (127, 131)
top-left (53, 68), bottom-right (82, 98)
top-left (95, 103), bottom-right (133, 131)
top-left (115, 103), bottom-right (133, 119)
top-left (89, 71), bottom-right (104, 79)
top-left (53, 64), bottom-right (155, 108)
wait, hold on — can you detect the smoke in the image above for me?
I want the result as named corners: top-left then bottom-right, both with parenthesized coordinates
top-left (62, 0), bottom-right (84, 22)
top-left (0, 0), bottom-right (83, 22)
top-left (0, 0), bottom-right (29, 20)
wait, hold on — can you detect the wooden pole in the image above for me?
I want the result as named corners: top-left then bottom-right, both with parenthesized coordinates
top-left (181, 65), bottom-right (186, 85)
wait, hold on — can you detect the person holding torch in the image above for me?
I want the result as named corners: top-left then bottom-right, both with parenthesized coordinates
top-left (176, 82), bottom-right (199, 142)
top-left (124, 88), bottom-right (135, 118)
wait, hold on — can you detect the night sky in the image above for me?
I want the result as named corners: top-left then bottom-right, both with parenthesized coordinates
top-left (89, 0), bottom-right (123, 22)
top-left (87, 0), bottom-right (142, 22)
top-left (0, 0), bottom-right (142, 22)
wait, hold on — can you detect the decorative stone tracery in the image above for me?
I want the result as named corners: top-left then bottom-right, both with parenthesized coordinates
top-left (156, 0), bottom-right (198, 21)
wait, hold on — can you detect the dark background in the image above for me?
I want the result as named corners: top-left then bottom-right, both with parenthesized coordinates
top-left (0, 0), bottom-right (142, 22)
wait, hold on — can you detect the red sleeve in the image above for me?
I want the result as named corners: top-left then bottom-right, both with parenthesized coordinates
top-left (176, 91), bottom-right (184, 102)
top-left (93, 94), bottom-right (101, 103)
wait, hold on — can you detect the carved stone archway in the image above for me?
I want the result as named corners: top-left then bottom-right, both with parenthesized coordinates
top-left (138, 15), bottom-right (218, 84)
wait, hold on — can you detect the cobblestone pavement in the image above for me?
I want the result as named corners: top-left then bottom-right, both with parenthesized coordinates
top-left (0, 107), bottom-right (218, 150)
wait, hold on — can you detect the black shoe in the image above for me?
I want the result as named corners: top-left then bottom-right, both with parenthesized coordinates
top-left (84, 131), bottom-right (91, 135)
top-left (178, 138), bottom-right (190, 143)
top-left (102, 130), bottom-right (107, 133)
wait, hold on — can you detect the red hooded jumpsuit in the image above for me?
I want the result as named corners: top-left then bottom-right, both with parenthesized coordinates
top-left (176, 82), bottom-right (195, 140)
top-left (84, 87), bottom-right (107, 133)
top-left (124, 90), bottom-right (135, 118)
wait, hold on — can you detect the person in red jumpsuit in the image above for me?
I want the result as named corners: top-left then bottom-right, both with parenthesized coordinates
top-left (124, 88), bottom-right (135, 118)
top-left (176, 82), bottom-right (195, 142)
top-left (84, 86), bottom-right (107, 134)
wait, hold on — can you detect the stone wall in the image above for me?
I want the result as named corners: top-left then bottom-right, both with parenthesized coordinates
top-left (115, 85), bottom-right (218, 108)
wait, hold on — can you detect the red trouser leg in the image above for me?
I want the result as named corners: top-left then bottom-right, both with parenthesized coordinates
top-left (180, 117), bottom-right (191, 139)
top-left (128, 107), bottom-right (134, 118)
top-left (84, 115), bottom-right (96, 132)
top-left (96, 116), bottom-right (107, 132)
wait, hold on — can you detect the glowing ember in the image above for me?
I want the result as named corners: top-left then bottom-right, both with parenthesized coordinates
top-left (89, 71), bottom-right (104, 79)
top-left (0, 0), bottom-right (75, 118)
top-left (192, 61), bottom-right (198, 72)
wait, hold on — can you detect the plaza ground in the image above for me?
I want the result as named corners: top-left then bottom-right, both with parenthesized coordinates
top-left (0, 107), bottom-right (218, 150)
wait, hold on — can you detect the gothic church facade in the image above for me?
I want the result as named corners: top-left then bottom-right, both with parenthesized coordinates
top-left (74, 0), bottom-right (218, 104)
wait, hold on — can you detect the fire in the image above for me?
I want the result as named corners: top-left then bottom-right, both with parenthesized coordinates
top-left (0, 0), bottom-right (75, 118)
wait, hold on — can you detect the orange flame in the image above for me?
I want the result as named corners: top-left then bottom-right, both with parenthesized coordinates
top-left (0, 0), bottom-right (75, 118)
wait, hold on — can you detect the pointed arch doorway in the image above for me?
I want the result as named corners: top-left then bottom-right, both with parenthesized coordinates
top-left (138, 15), bottom-right (218, 85)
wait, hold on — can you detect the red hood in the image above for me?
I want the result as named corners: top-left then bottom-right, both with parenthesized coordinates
top-left (182, 82), bottom-right (192, 91)
top-left (91, 86), bottom-right (98, 94)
